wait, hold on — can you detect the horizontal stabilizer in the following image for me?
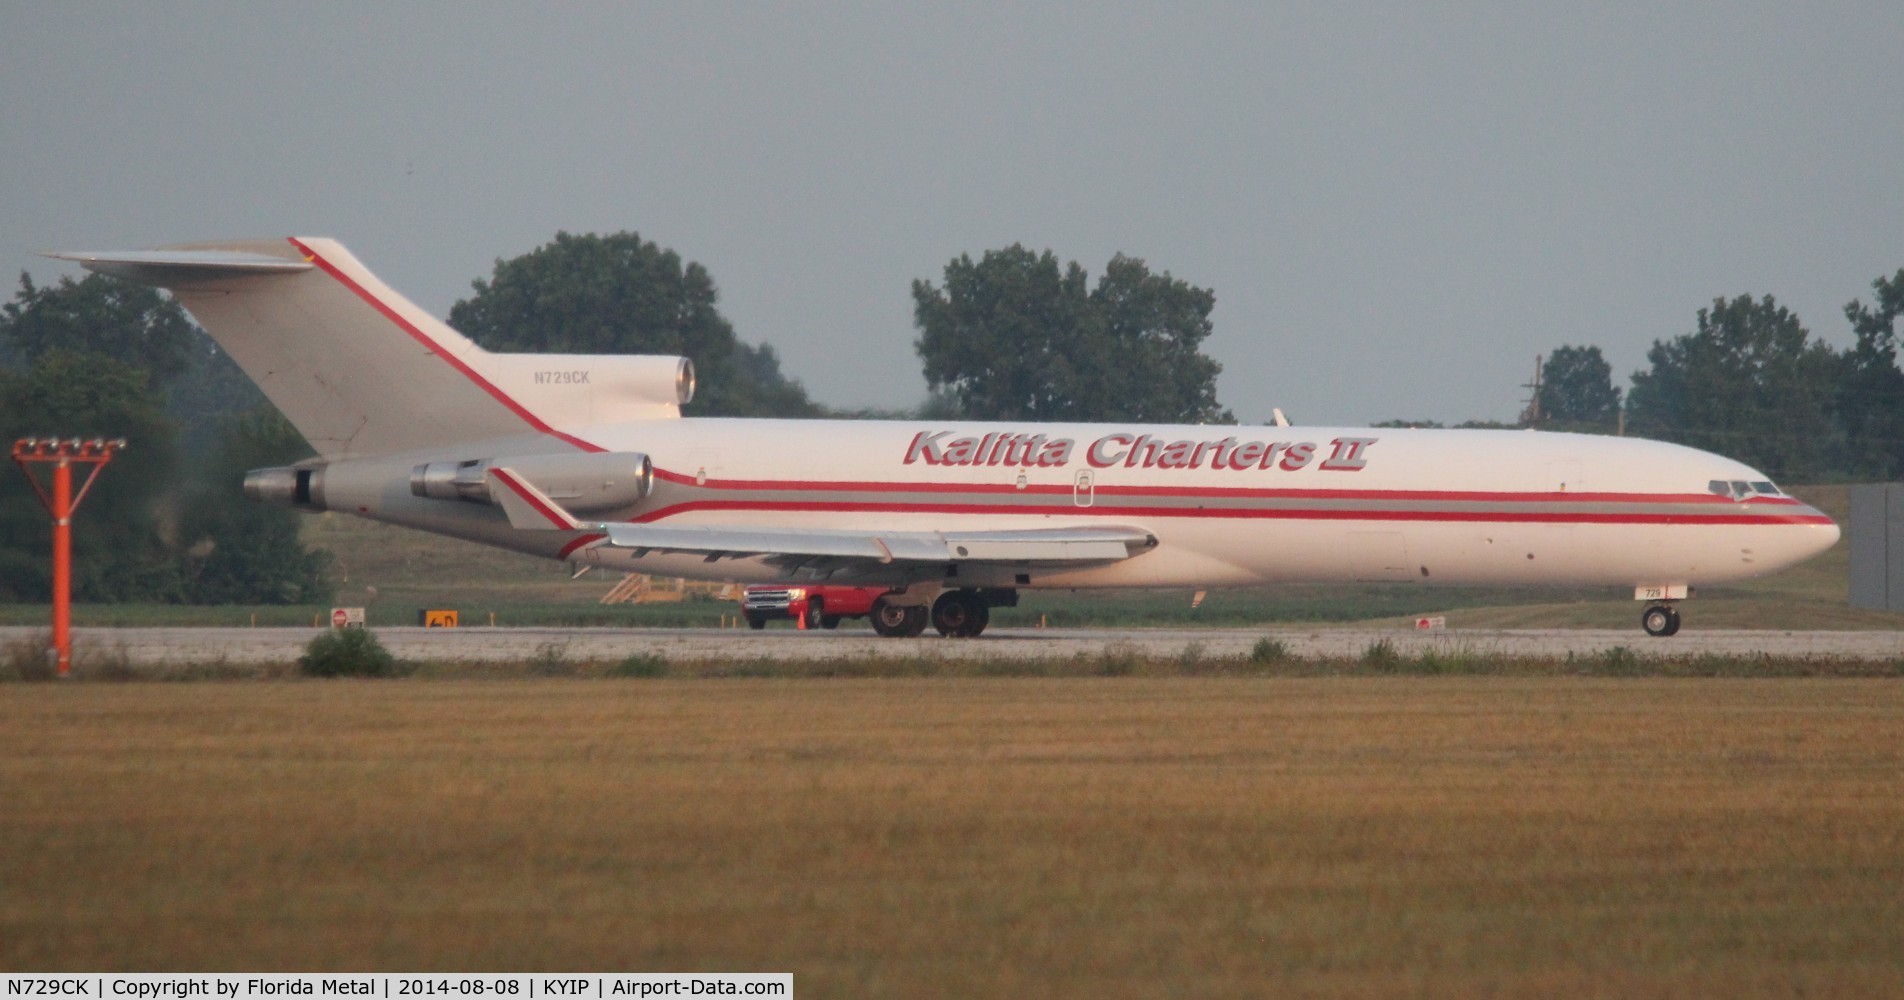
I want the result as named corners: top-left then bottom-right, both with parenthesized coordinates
top-left (43, 249), bottom-right (313, 286)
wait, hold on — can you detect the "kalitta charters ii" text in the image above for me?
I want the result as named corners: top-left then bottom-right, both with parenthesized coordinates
top-left (901, 430), bottom-right (1378, 473)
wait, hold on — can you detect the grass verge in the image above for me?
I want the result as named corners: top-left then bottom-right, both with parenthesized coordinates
top-left (8, 641), bottom-right (1901, 681)
top-left (3, 677), bottom-right (1900, 996)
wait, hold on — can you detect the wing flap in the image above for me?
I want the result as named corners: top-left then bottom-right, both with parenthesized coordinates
top-left (932, 529), bottom-right (1140, 562)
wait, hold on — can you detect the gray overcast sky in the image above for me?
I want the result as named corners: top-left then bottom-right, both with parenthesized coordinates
top-left (6, 3), bottom-right (1901, 425)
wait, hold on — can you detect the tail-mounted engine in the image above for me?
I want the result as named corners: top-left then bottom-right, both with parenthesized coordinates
top-left (243, 450), bottom-right (653, 516)
top-left (409, 451), bottom-right (653, 513)
top-left (243, 464), bottom-right (327, 512)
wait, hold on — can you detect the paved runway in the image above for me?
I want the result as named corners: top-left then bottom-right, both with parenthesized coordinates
top-left (7, 624), bottom-right (1902, 664)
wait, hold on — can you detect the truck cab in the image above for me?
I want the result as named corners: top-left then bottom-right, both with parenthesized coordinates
top-left (742, 585), bottom-right (891, 629)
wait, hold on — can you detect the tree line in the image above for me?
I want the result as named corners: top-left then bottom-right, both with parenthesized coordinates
top-left (1387, 273), bottom-right (1904, 484)
top-left (0, 274), bottom-right (329, 603)
top-left (3, 228), bottom-right (1898, 605)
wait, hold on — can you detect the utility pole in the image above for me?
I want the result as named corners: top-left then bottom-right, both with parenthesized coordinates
top-left (12, 437), bottom-right (126, 677)
top-left (1521, 354), bottom-right (1543, 427)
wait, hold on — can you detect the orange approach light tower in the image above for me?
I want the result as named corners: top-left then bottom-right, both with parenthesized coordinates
top-left (11, 437), bottom-right (126, 677)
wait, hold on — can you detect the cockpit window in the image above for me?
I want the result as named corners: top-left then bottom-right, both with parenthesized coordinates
top-left (1711, 479), bottom-right (1785, 500)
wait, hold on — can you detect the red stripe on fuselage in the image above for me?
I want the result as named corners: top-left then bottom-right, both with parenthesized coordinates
top-left (647, 466), bottom-right (1803, 508)
top-left (288, 238), bottom-right (605, 454)
top-left (628, 498), bottom-right (1833, 527)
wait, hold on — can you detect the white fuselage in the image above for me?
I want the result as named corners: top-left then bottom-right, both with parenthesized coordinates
top-left (315, 418), bottom-right (1840, 592)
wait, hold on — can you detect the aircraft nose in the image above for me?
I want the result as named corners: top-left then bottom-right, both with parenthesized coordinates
top-left (1780, 502), bottom-right (1840, 562)
top-left (1804, 509), bottom-right (1842, 556)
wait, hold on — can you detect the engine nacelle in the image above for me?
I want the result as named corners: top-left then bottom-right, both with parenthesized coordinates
top-left (486, 354), bottom-right (695, 424)
top-left (244, 464), bottom-right (328, 512)
top-left (410, 450), bottom-right (653, 513)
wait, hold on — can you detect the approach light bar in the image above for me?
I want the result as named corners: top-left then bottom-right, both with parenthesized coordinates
top-left (11, 437), bottom-right (128, 459)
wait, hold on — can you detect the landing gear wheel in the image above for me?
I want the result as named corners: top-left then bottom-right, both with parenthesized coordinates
top-left (870, 598), bottom-right (929, 638)
top-left (1641, 604), bottom-right (1681, 637)
top-left (804, 600), bottom-right (825, 631)
top-left (931, 591), bottom-right (989, 638)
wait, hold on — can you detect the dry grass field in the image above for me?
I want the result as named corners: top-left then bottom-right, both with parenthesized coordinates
top-left (4, 678), bottom-right (1902, 997)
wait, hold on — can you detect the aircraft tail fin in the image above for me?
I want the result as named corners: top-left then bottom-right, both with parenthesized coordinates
top-left (47, 238), bottom-right (693, 460)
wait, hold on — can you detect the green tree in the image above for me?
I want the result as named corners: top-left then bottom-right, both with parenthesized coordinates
top-left (1, 273), bottom-right (195, 383)
top-left (1626, 295), bottom-right (1843, 481)
top-left (1536, 345), bottom-right (1622, 427)
top-left (167, 339), bottom-right (270, 454)
top-left (1838, 269), bottom-right (1904, 478)
top-left (177, 409), bottom-right (332, 605)
top-left (0, 349), bottom-right (184, 602)
top-left (447, 231), bottom-right (818, 417)
top-left (912, 246), bottom-right (1231, 423)
top-left (2, 274), bottom-right (330, 605)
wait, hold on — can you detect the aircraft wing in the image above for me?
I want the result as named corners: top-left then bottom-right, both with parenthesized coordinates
top-left (488, 464), bottom-right (1154, 570)
top-left (599, 522), bottom-right (1153, 565)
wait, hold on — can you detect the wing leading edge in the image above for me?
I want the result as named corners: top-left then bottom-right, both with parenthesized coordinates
top-left (487, 466), bottom-right (1155, 571)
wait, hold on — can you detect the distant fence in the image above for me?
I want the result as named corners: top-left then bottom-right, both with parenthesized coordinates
top-left (1849, 484), bottom-right (1904, 611)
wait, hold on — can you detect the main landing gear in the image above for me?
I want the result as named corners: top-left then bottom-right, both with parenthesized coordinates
top-left (930, 590), bottom-right (989, 638)
top-left (1641, 603), bottom-right (1682, 637)
top-left (869, 597), bottom-right (929, 638)
top-left (868, 589), bottom-right (1012, 638)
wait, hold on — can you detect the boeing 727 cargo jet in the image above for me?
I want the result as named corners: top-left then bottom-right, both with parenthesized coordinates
top-left (48, 239), bottom-right (1839, 637)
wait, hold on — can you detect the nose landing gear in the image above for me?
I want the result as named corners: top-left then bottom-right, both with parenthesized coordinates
top-left (1641, 603), bottom-right (1681, 637)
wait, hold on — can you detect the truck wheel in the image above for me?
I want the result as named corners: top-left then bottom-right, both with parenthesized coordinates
top-left (804, 599), bottom-right (825, 631)
top-left (746, 614), bottom-right (766, 630)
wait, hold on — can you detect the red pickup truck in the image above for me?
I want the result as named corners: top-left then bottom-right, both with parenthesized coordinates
top-left (742, 584), bottom-right (891, 630)
top-left (743, 584), bottom-right (1016, 637)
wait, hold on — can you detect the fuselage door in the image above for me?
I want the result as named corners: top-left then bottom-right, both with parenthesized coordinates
top-left (1074, 469), bottom-right (1095, 507)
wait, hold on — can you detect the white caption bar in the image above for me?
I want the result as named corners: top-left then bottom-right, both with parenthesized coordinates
top-left (1, 976), bottom-right (791, 1000)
